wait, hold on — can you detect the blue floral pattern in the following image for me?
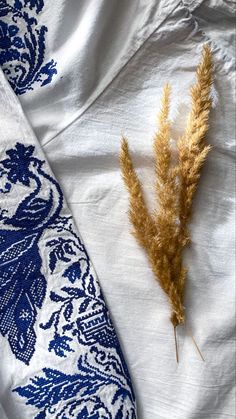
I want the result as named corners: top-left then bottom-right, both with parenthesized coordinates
top-left (0, 0), bottom-right (57, 94)
top-left (0, 143), bottom-right (62, 364)
top-left (13, 349), bottom-right (136, 419)
top-left (0, 142), bottom-right (136, 417)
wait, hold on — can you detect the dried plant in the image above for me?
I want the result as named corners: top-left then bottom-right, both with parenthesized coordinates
top-left (120, 45), bottom-right (213, 355)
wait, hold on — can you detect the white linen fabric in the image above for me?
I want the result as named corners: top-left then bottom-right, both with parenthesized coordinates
top-left (0, 0), bottom-right (235, 418)
top-left (0, 65), bottom-right (136, 418)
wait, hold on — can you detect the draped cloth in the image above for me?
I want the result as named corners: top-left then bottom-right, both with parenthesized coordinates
top-left (0, 1), bottom-right (235, 418)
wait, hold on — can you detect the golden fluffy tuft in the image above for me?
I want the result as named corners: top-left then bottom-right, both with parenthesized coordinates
top-left (120, 45), bottom-right (213, 329)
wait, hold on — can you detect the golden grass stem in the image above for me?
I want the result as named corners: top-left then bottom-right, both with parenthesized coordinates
top-left (119, 45), bottom-right (213, 354)
top-left (186, 324), bottom-right (205, 362)
top-left (174, 326), bottom-right (179, 363)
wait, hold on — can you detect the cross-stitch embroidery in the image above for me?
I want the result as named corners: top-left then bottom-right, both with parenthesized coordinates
top-left (14, 349), bottom-right (136, 418)
top-left (0, 142), bottom-right (136, 417)
top-left (0, 142), bottom-right (62, 363)
top-left (0, 0), bottom-right (57, 94)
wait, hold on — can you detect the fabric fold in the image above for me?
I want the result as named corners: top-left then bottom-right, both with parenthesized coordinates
top-left (0, 68), bottom-right (136, 419)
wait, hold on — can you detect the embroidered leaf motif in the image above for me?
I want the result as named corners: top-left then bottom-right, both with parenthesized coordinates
top-left (79, 298), bottom-right (90, 314)
top-left (63, 261), bottom-right (82, 283)
top-left (48, 335), bottom-right (74, 358)
top-left (5, 190), bottom-right (54, 229)
top-left (13, 353), bottom-right (136, 418)
top-left (46, 238), bottom-right (77, 274)
top-left (50, 291), bottom-right (67, 303)
top-left (63, 300), bottom-right (73, 321)
top-left (61, 286), bottom-right (86, 298)
top-left (87, 275), bottom-right (96, 296)
top-left (0, 231), bottom-right (46, 364)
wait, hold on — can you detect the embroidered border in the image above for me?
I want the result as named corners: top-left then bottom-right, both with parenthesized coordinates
top-left (0, 142), bottom-right (136, 417)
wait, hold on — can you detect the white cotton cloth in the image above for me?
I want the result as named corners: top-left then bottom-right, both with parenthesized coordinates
top-left (1, 0), bottom-right (235, 418)
top-left (0, 67), bottom-right (136, 418)
top-left (0, 404), bottom-right (8, 419)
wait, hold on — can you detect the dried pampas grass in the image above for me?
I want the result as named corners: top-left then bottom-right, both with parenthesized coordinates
top-left (120, 45), bottom-right (213, 360)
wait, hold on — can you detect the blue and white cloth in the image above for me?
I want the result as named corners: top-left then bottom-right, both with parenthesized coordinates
top-left (0, 2), bottom-right (136, 418)
top-left (0, 1), bottom-right (235, 418)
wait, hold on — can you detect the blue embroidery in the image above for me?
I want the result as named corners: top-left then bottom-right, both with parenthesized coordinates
top-left (20, 0), bottom-right (44, 13)
top-left (1, 142), bottom-right (136, 416)
top-left (13, 349), bottom-right (136, 418)
top-left (40, 227), bottom-right (119, 355)
top-left (0, 0), bottom-right (57, 95)
top-left (41, 284), bottom-right (120, 354)
top-left (0, 143), bottom-right (63, 363)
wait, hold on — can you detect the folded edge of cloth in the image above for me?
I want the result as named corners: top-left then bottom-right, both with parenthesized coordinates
top-left (0, 67), bottom-right (136, 419)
